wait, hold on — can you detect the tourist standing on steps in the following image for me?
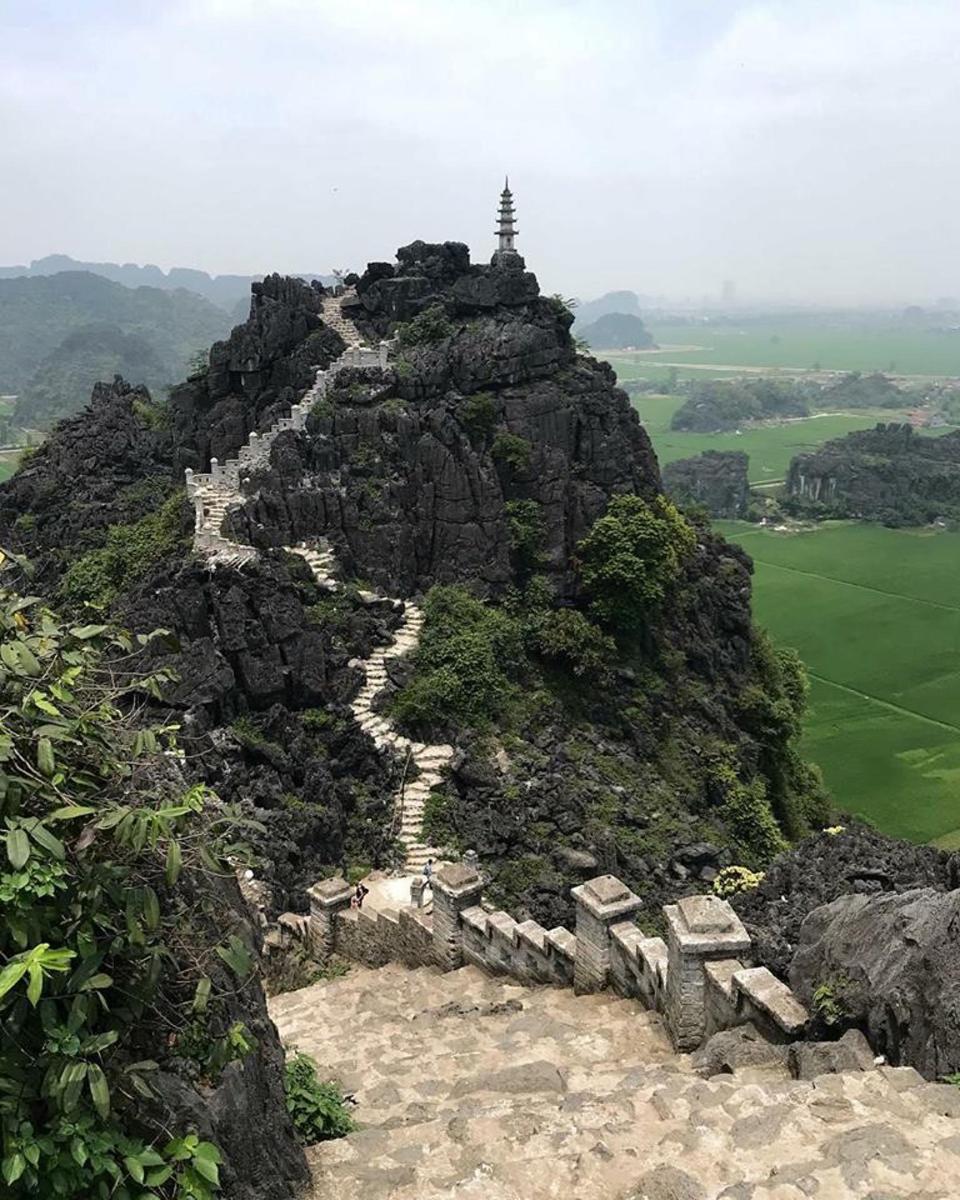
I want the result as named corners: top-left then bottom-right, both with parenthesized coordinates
top-left (422, 859), bottom-right (434, 894)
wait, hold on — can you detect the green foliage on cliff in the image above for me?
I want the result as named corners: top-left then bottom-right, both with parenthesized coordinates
top-left (576, 494), bottom-right (695, 627)
top-left (0, 580), bottom-right (259, 1199)
top-left (391, 586), bottom-right (524, 731)
top-left (492, 431), bottom-right (532, 472)
top-left (504, 499), bottom-right (545, 571)
top-left (458, 392), bottom-right (498, 437)
top-left (394, 304), bottom-right (454, 348)
top-left (59, 490), bottom-right (187, 609)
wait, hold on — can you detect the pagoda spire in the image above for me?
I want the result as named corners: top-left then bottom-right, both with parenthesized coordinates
top-left (495, 177), bottom-right (518, 257)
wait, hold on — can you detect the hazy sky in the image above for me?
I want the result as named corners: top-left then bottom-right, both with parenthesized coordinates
top-left (3, 0), bottom-right (960, 304)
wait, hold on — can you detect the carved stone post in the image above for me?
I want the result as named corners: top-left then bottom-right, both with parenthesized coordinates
top-left (378, 340), bottom-right (389, 370)
top-left (571, 875), bottom-right (642, 994)
top-left (410, 877), bottom-right (426, 908)
top-left (307, 877), bottom-right (352, 962)
top-left (432, 863), bottom-right (484, 971)
top-left (664, 894), bottom-right (751, 1051)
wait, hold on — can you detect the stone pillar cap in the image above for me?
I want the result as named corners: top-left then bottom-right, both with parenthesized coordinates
top-left (307, 876), bottom-right (353, 907)
top-left (665, 894), bottom-right (751, 953)
top-left (434, 862), bottom-right (482, 895)
top-left (571, 874), bottom-right (642, 921)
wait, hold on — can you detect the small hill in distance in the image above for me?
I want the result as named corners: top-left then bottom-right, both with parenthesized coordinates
top-left (0, 272), bottom-right (234, 427)
top-left (0, 253), bottom-right (336, 312)
top-left (786, 422), bottom-right (960, 525)
top-left (577, 311), bottom-right (656, 350)
top-left (573, 288), bottom-right (644, 326)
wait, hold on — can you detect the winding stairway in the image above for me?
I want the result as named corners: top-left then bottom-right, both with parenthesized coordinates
top-left (185, 291), bottom-right (451, 872)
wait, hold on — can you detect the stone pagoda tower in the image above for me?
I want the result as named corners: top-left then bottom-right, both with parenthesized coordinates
top-left (493, 177), bottom-right (519, 264)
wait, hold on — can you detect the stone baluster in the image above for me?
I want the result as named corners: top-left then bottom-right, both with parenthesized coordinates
top-left (571, 875), bottom-right (642, 994)
top-left (663, 894), bottom-right (751, 1051)
top-left (432, 862), bottom-right (484, 971)
top-left (307, 877), bottom-right (353, 961)
top-left (184, 467), bottom-right (195, 497)
top-left (210, 457), bottom-right (220, 483)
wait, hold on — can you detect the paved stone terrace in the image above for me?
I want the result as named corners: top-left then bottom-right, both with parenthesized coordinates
top-left (270, 961), bottom-right (960, 1200)
top-left (186, 292), bottom-right (450, 871)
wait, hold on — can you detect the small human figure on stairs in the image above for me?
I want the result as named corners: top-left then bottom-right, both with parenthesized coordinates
top-left (422, 859), bottom-right (434, 895)
top-left (352, 882), bottom-right (369, 910)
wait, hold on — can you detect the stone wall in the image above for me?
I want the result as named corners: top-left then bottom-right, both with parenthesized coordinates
top-left (306, 865), bottom-right (811, 1054)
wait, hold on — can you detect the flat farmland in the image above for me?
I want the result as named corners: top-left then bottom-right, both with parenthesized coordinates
top-left (630, 393), bottom-right (919, 484)
top-left (612, 321), bottom-right (960, 377)
top-left (716, 521), bottom-right (960, 845)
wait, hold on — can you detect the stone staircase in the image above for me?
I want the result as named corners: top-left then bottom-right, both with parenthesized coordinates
top-left (322, 289), bottom-right (363, 345)
top-left (185, 291), bottom-right (450, 873)
top-left (270, 960), bottom-right (960, 1200)
top-left (348, 602), bottom-right (453, 871)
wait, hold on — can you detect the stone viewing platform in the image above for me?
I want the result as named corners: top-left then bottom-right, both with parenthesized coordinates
top-left (270, 869), bottom-right (960, 1199)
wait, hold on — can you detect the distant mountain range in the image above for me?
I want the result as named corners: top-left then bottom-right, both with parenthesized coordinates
top-left (0, 254), bottom-right (336, 313)
top-left (0, 271), bottom-right (235, 428)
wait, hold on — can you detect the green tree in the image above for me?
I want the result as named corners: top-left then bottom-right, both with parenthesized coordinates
top-left (576, 494), bottom-right (695, 628)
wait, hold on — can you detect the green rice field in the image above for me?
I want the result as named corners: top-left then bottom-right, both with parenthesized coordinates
top-left (630, 393), bottom-right (917, 484)
top-left (716, 522), bottom-right (960, 846)
top-left (611, 320), bottom-right (960, 378)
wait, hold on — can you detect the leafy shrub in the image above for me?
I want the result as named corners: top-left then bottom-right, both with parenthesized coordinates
top-left (708, 757), bottom-right (787, 863)
top-left (284, 1053), bottom-right (355, 1144)
top-left (739, 630), bottom-right (831, 837)
top-left (525, 607), bottom-right (615, 678)
top-left (504, 499), bottom-right (545, 570)
top-left (492, 431), bottom-right (532, 472)
top-left (0, 582), bottom-right (260, 1199)
top-left (58, 489), bottom-right (187, 608)
top-left (310, 395), bottom-right (333, 420)
top-left (576, 493), bottom-right (695, 628)
top-left (459, 392), bottom-right (498, 437)
top-left (132, 397), bottom-right (173, 431)
top-left (812, 978), bottom-right (851, 1027)
top-left (394, 304), bottom-right (454, 348)
top-left (392, 586), bottom-right (525, 732)
top-left (421, 790), bottom-right (458, 850)
top-left (713, 865), bottom-right (765, 897)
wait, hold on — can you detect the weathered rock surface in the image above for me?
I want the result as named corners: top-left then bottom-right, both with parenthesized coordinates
top-left (170, 272), bottom-right (345, 472)
top-left (117, 554), bottom-right (403, 911)
top-left (732, 825), bottom-right (958, 979)
top-left (663, 449), bottom-right (750, 519)
top-left (270, 959), bottom-right (960, 1199)
top-left (0, 375), bottom-right (179, 587)
top-left (790, 886), bottom-right (960, 1078)
top-left (230, 359), bottom-right (659, 599)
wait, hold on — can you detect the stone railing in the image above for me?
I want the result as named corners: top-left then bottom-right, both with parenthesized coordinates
top-left (303, 863), bottom-right (811, 1054)
top-left (184, 341), bottom-right (390, 504)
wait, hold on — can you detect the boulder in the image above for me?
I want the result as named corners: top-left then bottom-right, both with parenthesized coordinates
top-left (789, 886), bottom-right (960, 1079)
